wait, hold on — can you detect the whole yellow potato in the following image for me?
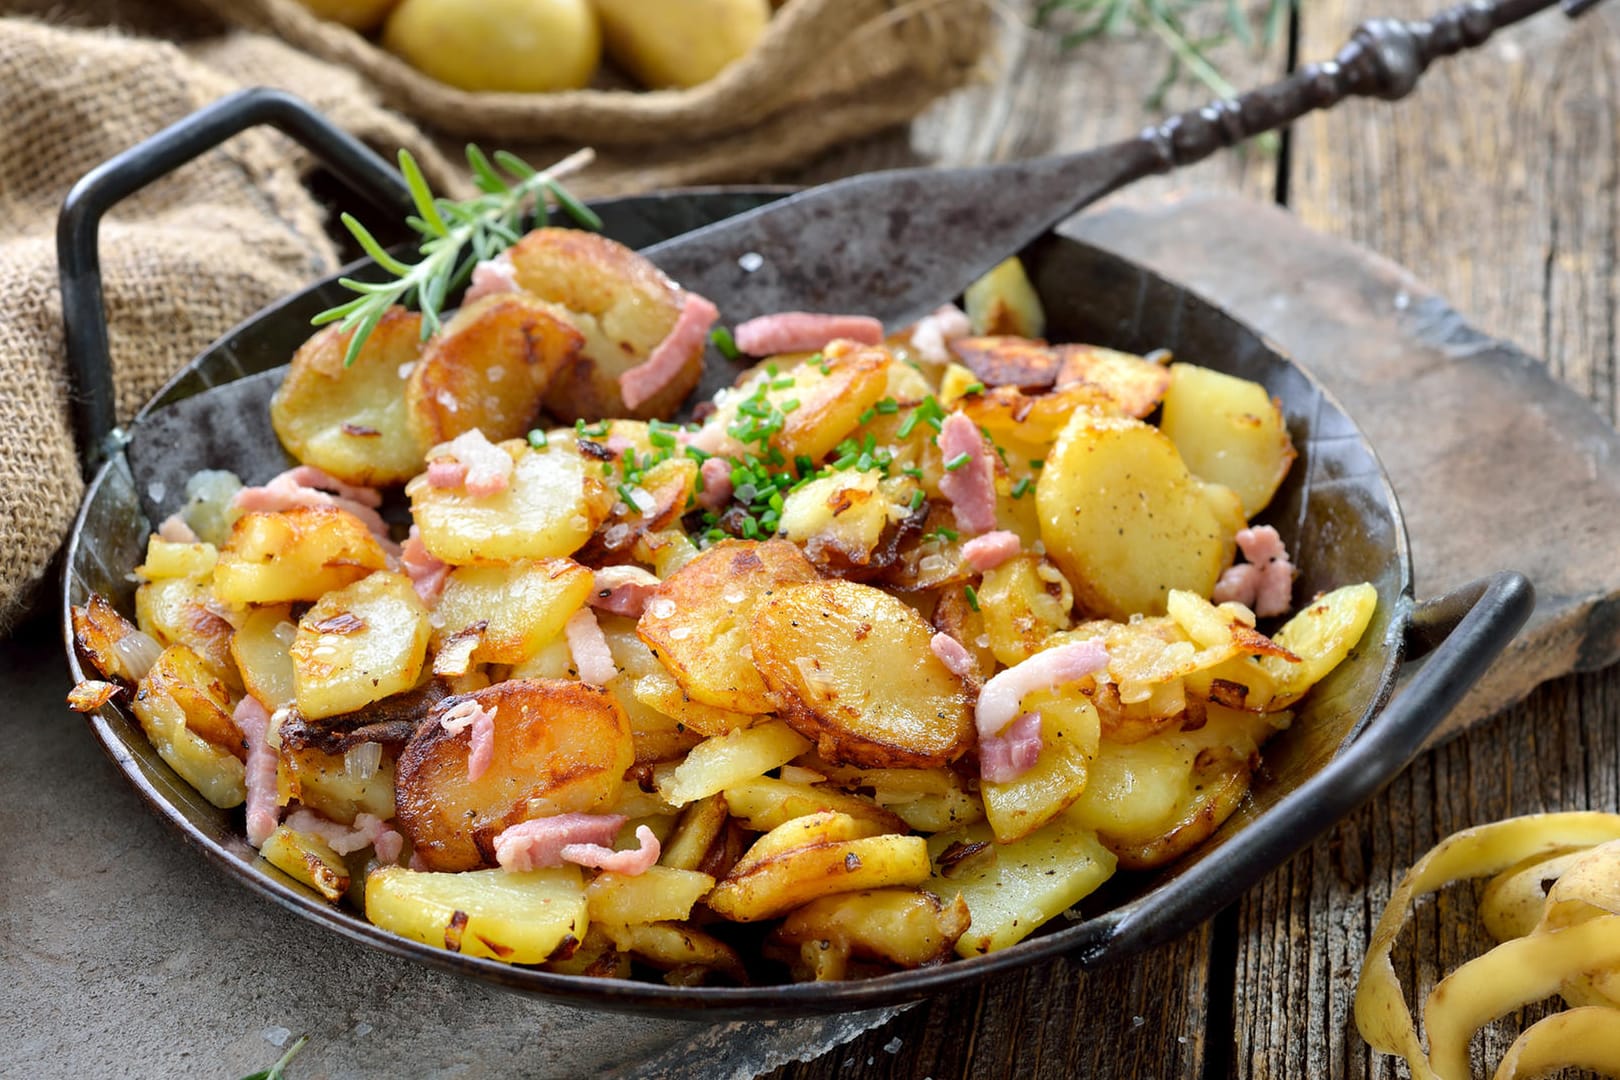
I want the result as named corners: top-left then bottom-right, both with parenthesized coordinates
top-left (384, 0), bottom-right (601, 93)
top-left (592, 0), bottom-right (769, 89)
top-left (294, 0), bottom-right (402, 31)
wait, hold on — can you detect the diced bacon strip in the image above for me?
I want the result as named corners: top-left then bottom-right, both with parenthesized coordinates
top-left (400, 525), bottom-right (450, 606)
top-left (282, 808), bottom-right (395, 857)
top-left (493, 813), bottom-right (627, 872)
top-left (977, 637), bottom-right (1108, 740)
top-left (697, 456), bottom-right (734, 511)
top-left (463, 251), bottom-right (517, 305)
top-left (565, 607), bottom-right (618, 687)
top-left (426, 429), bottom-right (513, 497)
top-left (733, 312), bottom-right (884, 356)
top-left (938, 412), bottom-right (999, 536)
top-left (561, 824), bottom-right (661, 876)
top-left (589, 565), bottom-right (662, 619)
top-left (961, 530), bottom-right (1021, 572)
top-left (620, 291), bottom-right (720, 411)
top-left (1213, 525), bottom-right (1296, 617)
top-left (157, 514), bottom-right (198, 543)
top-left (409, 851), bottom-right (431, 872)
top-left (930, 632), bottom-right (976, 679)
top-left (233, 695), bottom-right (280, 848)
top-left (979, 711), bottom-right (1044, 783)
top-left (372, 828), bottom-right (405, 865)
top-left (466, 707), bottom-right (497, 783)
top-left (909, 304), bottom-right (973, 364)
top-left (231, 466), bottom-right (390, 538)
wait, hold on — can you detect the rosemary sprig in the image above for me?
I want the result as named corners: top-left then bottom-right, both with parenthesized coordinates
top-left (1035, 0), bottom-right (1292, 109)
top-left (314, 145), bottom-right (601, 366)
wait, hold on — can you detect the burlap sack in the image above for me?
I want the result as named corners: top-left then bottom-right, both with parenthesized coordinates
top-left (0, 11), bottom-right (461, 630)
top-left (180, 0), bottom-right (992, 161)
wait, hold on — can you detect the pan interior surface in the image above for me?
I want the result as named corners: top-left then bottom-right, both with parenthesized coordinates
top-left (62, 190), bottom-right (1410, 1016)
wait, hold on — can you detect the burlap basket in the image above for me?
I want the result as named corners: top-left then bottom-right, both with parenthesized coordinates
top-left (181, 0), bottom-right (993, 157)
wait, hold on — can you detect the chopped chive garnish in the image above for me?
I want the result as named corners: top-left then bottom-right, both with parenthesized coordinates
top-left (780, 398), bottom-right (800, 413)
top-left (963, 382), bottom-right (985, 396)
top-left (1030, 459), bottom-right (1045, 469)
top-left (833, 452), bottom-right (858, 470)
top-left (875, 397), bottom-right (900, 415)
top-left (711, 326), bottom-right (741, 360)
top-left (684, 446), bottom-right (711, 462)
top-left (771, 376), bottom-right (796, 390)
top-left (858, 408), bottom-right (875, 425)
top-left (944, 452), bottom-right (971, 471)
top-left (1012, 476), bottom-right (1032, 498)
top-left (909, 489), bottom-right (925, 511)
top-left (902, 466), bottom-right (924, 479)
top-left (526, 429), bottom-right (548, 450)
top-left (964, 585), bottom-right (980, 611)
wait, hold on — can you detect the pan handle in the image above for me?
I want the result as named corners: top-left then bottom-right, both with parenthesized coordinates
top-left (1085, 570), bottom-right (1535, 965)
top-left (57, 87), bottom-right (414, 475)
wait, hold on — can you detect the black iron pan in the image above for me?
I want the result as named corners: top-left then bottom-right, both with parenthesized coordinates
top-left (56, 10), bottom-right (1548, 1015)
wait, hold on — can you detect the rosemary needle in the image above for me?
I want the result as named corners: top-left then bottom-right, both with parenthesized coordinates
top-left (313, 144), bottom-right (600, 367)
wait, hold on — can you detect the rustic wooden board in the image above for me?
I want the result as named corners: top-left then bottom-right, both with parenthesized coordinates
top-left (1071, 192), bottom-right (1620, 740)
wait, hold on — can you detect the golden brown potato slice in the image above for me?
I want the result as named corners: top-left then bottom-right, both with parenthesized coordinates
top-left (72, 594), bottom-right (152, 685)
top-left (134, 537), bottom-right (217, 581)
top-left (771, 888), bottom-right (972, 980)
top-left (260, 826), bottom-right (350, 902)
top-left (290, 571), bottom-right (430, 720)
top-left (660, 794), bottom-right (731, 872)
top-left (1158, 362), bottom-right (1296, 516)
top-left (636, 538), bottom-right (819, 714)
top-left (631, 667), bottom-right (758, 737)
top-left (213, 506), bottom-right (389, 606)
top-left (975, 554), bottom-right (1075, 666)
top-left (278, 743), bottom-right (395, 824)
top-left (1053, 344), bottom-right (1173, 419)
top-left (405, 293), bottom-right (584, 448)
top-left (751, 580), bottom-right (974, 768)
top-left (432, 558), bottom-right (594, 666)
top-left (586, 866), bottom-right (715, 927)
top-left (406, 439), bottom-right (615, 564)
top-left (1037, 413), bottom-right (1244, 620)
top-left (507, 228), bottom-right (697, 421)
top-left (134, 576), bottom-right (239, 690)
top-left (270, 306), bottom-right (426, 487)
top-left (950, 336), bottom-right (1061, 391)
top-left (598, 921), bottom-right (747, 983)
top-left (229, 605), bottom-right (297, 710)
top-left (366, 865), bottom-right (587, 964)
top-left (956, 381), bottom-right (1120, 463)
top-left (131, 644), bottom-right (247, 808)
top-left (707, 826), bottom-right (931, 922)
top-left (1258, 582), bottom-right (1378, 707)
top-left (721, 776), bottom-right (910, 835)
top-left (963, 256), bottom-right (1046, 339)
top-left (394, 678), bottom-right (634, 871)
top-left (653, 720), bottom-right (811, 807)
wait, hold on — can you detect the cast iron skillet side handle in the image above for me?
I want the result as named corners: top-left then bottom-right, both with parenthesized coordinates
top-left (1083, 570), bottom-right (1536, 966)
top-left (57, 87), bottom-right (415, 477)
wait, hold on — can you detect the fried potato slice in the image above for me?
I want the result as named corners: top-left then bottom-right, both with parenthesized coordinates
top-left (406, 439), bottom-right (615, 565)
top-left (598, 921), bottom-right (747, 983)
top-left (230, 606), bottom-right (297, 709)
top-left (976, 555), bottom-right (1075, 666)
top-left (134, 576), bottom-right (239, 690)
top-left (772, 888), bottom-right (972, 980)
top-left (366, 865), bottom-right (587, 964)
top-left (394, 678), bottom-right (634, 871)
top-left (660, 793), bottom-right (731, 872)
top-left (290, 571), bottom-right (430, 720)
top-left (636, 538), bottom-right (819, 714)
top-left (951, 336), bottom-right (1061, 392)
top-left (722, 776), bottom-right (909, 835)
top-left (1259, 582), bottom-right (1378, 708)
top-left (131, 644), bottom-right (247, 808)
top-left (405, 293), bottom-right (583, 448)
top-left (631, 667), bottom-right (758, 737)
top-left (653, 720), bottom-right (811, 808)
top-left (261, 826), bottom-right (350, 902)
top-left (963, 256), bottom-right (1045, 339)
top-left (1053, 344), bottom-right (1173, 419)
top-left (586, 866), bottom-right (715, 927)
top-left (270, 306), bottom-right (426, 487)
top-left (278, 742), bottom-right (396, 824)
top-left (432, 558), bottom-right (593, 666)
top-left (708, 819), bottom-right (931, 923)
top-left (982, 692), bottom-right (1099, 844)
top-left (72, 594), bottom-right (153, 685)
top-left (214, 506), bottom-right (389, 606)
top-left (135, 537), bottom-right (218, 581)
top-left (956, 382), bottom-right (1120, 464)
top-left (1158, 362), bottom-right (1296, 517)
top-left (1037, 412), bottom-right (1244, 620)
top-left (507, 228), bottom-right (697, 421)
top-left (751, 580), bottom-right (974, 768)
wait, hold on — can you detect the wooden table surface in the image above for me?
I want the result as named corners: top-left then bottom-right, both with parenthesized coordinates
top-left (769, 2), bottom-right (1620, 1077)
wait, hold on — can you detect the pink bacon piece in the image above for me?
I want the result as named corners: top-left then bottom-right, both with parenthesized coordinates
top-left (493, 813), bottom-right (627, 872)
top-left (561, 824), bottom-right (661, 876)
top-left (909, 304), bottom-right (973, 364)
top-left (1212, 525), bottom-right (1296, 617)
top-left (733, 312), bottom-right (883, 356)
top-left (938, 412), bottom-right (999, 536)
top-left (565, 607), bottom-right (618, 687)
top-left (979, 712), bottom-right (1044, 784)
top-left (930, 631), bottom-right (976, 679)
top-left (463, 251), bottom-right (517, 305)
top-left (976, 637), bottom-right (1108, 741)
top-left (231, 465), bottom-right (389, 539)
top-left (400, 525), bottom-right (450, 606)
top-left (157, 514), bottom-right (198, 543)
top-left (439, 698), bottom-right (500, 782)
top-left (588, 565), bottom-right (662, 619)
top-left (961, 530), bottom-right (1021, 572)
top-left (426, 429), bottom-right (513, 497)
top-left (697, 456), bottom-right (734, 511)
top-left (282, 808), bottom-right (397, 857)
top-left (232, 695), bottom-right (280, 848)
top-left (620, 291), bottom-right (720, 411)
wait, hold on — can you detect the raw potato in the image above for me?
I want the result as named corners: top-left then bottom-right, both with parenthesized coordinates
top-left (707, 817), bottom-right (931, 922)
top-left (963, 256), bottom-right (1046, 338)
top-left (290, 571), bottom-right (430, 720)
top-left (261, 826), bottom-right (350, 902)
top-left (405, 293), bottom-right (584, 448)
top-left (214, 506), bottom-right (389, 606)
top-left (131, 645), bottom-right (247, 809)
top-left (751, 580), bottom-right (975, 768)
top-left (654, 720), bottom-right (811, 807)
top-left (230, 606), bottom-right (298, 709)
top-left (394, 679), bottom-right (634, 871)
top-left (1159, 362), bottom-right (1296, 517)
top-left (507, 229), bottom-right (697, 421)
top-left (270, 306), bottom-right (426, 487)
top-left (1259, 582), bottom-right (1378, 707)
top-left (585, 866), bottom-right (715, 927)
top-left (293, 0), bottom-right (400, 31)
top-left (593, 0), bottom-right (770, 89)
top-left (981, 693), bottom-right (1099, 844)
top-left (926, 811), bottom-right (1117, 956)
top-left (432, 558), bottom-right (594, 665)
top-left (383, 0), bottom-right (601, 94)
top-left (406, 439), bottom-right (615, 564)
top-left (636, 538), bottom-right (818, 714)
top-left (771, 888), bottom-right (972, 980)
top-left (1037, 412), bottom-right (1244, 620)
top-left (365, 865), bottom-right (588, 964)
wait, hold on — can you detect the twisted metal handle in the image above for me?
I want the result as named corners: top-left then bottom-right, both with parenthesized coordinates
top-left (1139, 0), bottom-right (1601, 172)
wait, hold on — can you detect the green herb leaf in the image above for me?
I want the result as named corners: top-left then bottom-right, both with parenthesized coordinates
top-left (240, 1035), bottom-right (308, 1080)
top-left (711, 326), bottom-right (741, 360)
